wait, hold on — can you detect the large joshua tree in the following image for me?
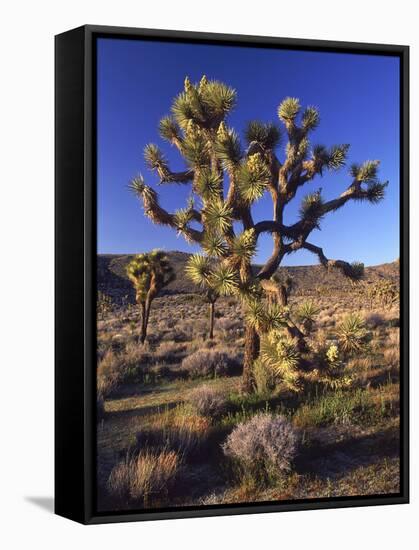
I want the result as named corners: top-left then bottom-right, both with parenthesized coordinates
top-left (126, 250), bottom-right (175, 344)
top-left (129, 76), bottom-right (388, 392)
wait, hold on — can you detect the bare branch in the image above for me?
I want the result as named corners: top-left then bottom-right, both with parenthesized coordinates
top-left (299, 241), bottom-right (364, 280)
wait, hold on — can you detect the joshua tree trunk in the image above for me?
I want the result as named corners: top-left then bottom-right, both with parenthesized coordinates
top-left (279, 284), bottom-right (288, 306)
top-left (242, 322), bottom-right (260, 393)
top-left (139, 302), bottom-right (147, 344)
top-left (209, 301), bottom-right (215, 340)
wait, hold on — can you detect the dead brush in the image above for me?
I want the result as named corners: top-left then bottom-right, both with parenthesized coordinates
top-left (137, 406), bottom-right (211, 460)
top-left (107, 448), bottom-right (180, 507)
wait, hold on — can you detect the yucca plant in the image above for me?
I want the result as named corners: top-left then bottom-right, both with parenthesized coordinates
top-left (126, 250), bottom-right (175, 344)
top-left (296, 300), bottom-right (320, 334)
top-left (335, 313), bottom-right (368, 355)
top-left (259, 330), bottom-right (301, 392)
top-left (130, 76), bottom-right (388, 392)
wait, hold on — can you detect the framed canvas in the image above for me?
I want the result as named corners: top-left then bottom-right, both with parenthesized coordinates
top-left (55, 25), bottom-right (409, 524)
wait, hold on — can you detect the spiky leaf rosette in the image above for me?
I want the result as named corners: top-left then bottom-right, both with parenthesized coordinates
top-left (200, 80), bottom-right (237, 125)
top-left (335, 313), bottom-right (368, 355)
top-left (173, 207), bottom-right (194, 232)
top-left (144, 143), bottom-right (168, 172)
top-left (210, 263), bottom-right (239, 296)
top-left (259, 330), bottom-right (301, 392)
top-left (246, 300), bottom-right (288, 333)
top-left (301, 106), bottom-right (320, 132)
top-left (352, 160), bottom-right (380, 182)
top-left (182, 133), bottom-right (211, 168)
top-left (344, 261), bottom-right (365, 281)
top-left (195, 169), bottom-right (223, 201)
top-left (159, 116), bottom-right (181, 143)
top-left (202, 232), bottom-right (228, 258)
top-left (171, 77), bottom-right (236, 130)
top-left (215, 122), bottom-right (242, 170)
top-left (296, 300), bottom-right (320, 324)
top-left (202, 200), bottom-right (233, 234)
top-left (185, 254), bottom-right (213, 288)
top-left (244, 121), bottom-right (281, 150)
top-left (237, 153), bottom-right (271, 203)
top-left (299, 190), bottom-right (324, 224)
top-left (229, 229), bottom-right (257, 265)
top-left (327, 144), bottom-right (350, 170)
top-left (278, 97), bottom-right (301, 123)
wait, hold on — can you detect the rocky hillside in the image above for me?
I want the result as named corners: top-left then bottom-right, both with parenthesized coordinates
top-left (97, 252), bottom-right (399, 304)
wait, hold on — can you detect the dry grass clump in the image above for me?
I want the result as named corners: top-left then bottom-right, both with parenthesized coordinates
top-left (181, 349), bottom-right (239, 378)
top-left (223, 413), bottom-right (298, 484)
top-left (189, 385), bottom-right (227, 418)
top-left (107, 449), bottom-right (180, 506)
top-left (137, 409), bottom-right (211, 459)
top-left (97, 350), bottom-right (122, 397)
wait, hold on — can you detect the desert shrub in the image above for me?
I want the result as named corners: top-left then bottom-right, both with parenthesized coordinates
top-left (181, 349), bottom-right (239, 378)
top-left (258, 331), bottom-right (300, 392)
top-left (335, 313), bottom-right (368, 355)
top-left (97, 349), bottom-right (122, 397)
top-left (366, 312), bottom-right (385, 329)
top-left (189, 385), bottom-right (227, 418)
top-left (97, 343), bottom-right (154, 395)
top-left (107, 449), bottom-right (180, 506)
top-left (222, 413), bottom-right (298, 484)
top-left (153, 341), bottom-right (188, 363)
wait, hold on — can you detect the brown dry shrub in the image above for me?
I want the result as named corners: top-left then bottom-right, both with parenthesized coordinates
top-left (188, 385), bottom-right (227, 418)
top-left (107, 449), bottom-right (180, 506)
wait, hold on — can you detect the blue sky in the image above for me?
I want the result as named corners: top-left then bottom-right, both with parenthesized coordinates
top-left (97, 38), bottom-right (400, 266)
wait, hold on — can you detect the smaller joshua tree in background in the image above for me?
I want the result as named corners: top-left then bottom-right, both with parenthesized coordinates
top-left (185, 254), bottom-right (219, 339)
top-left (126, 250), bottom-right (175, 344)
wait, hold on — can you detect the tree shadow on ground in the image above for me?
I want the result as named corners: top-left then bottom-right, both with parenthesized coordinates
top-left (295, 424), bottom-right (400, 480)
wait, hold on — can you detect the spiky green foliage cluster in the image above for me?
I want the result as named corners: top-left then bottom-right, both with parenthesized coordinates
top-left (238, 153), bottom-right (271, 203)
top-left (246, 300), bottom-right (288, 333)
top-left (296, 301), bottom-right (320, 334)
top-left (350, 160), bottom-right (388, 204)
top-left (202, 200), bottom-right (233, 234)
top-left (299, 190), bottom-right (324, 224)
top-left (278, 97), bottom-right (301, 123)
top-left (335, 313), bottom-right (368, 355)
top-left (229, 229), bottom-right (257, 265)
top-left (171, 76), bottom-right (236, 131)
top-left (159, 116), bottom-right (181, 143)
top-left (302, 106), bottom-right (320, 132)
top-left (343, 261), bottom-right (365, 281)
top-left (195, 169), bottom-right (222, 201)
top-left (126, 250), bottom-right (175, 303)
top-left (185, 254), bottom-right (238, 296)
top-left (259, 330), bottom-right (301, 392)
top-left (245, 120), bottom-right (281, 150)
top-left (215, 122), bottom-right (242, 170)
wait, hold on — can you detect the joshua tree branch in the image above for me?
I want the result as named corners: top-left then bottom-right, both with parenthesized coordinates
top-left (298, 241), bottom-right (362, 279)
top-left (158, 168), bottom-right (195, 184)
top-left (131, 181), bottom-right (204, 243)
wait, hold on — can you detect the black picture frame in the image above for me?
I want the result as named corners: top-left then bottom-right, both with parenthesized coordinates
top-left (55, 24), bottom-right (409, 525)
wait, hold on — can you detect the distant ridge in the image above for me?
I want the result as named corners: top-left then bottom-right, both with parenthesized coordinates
top-left (97, 251), bottom-right (399, 304)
